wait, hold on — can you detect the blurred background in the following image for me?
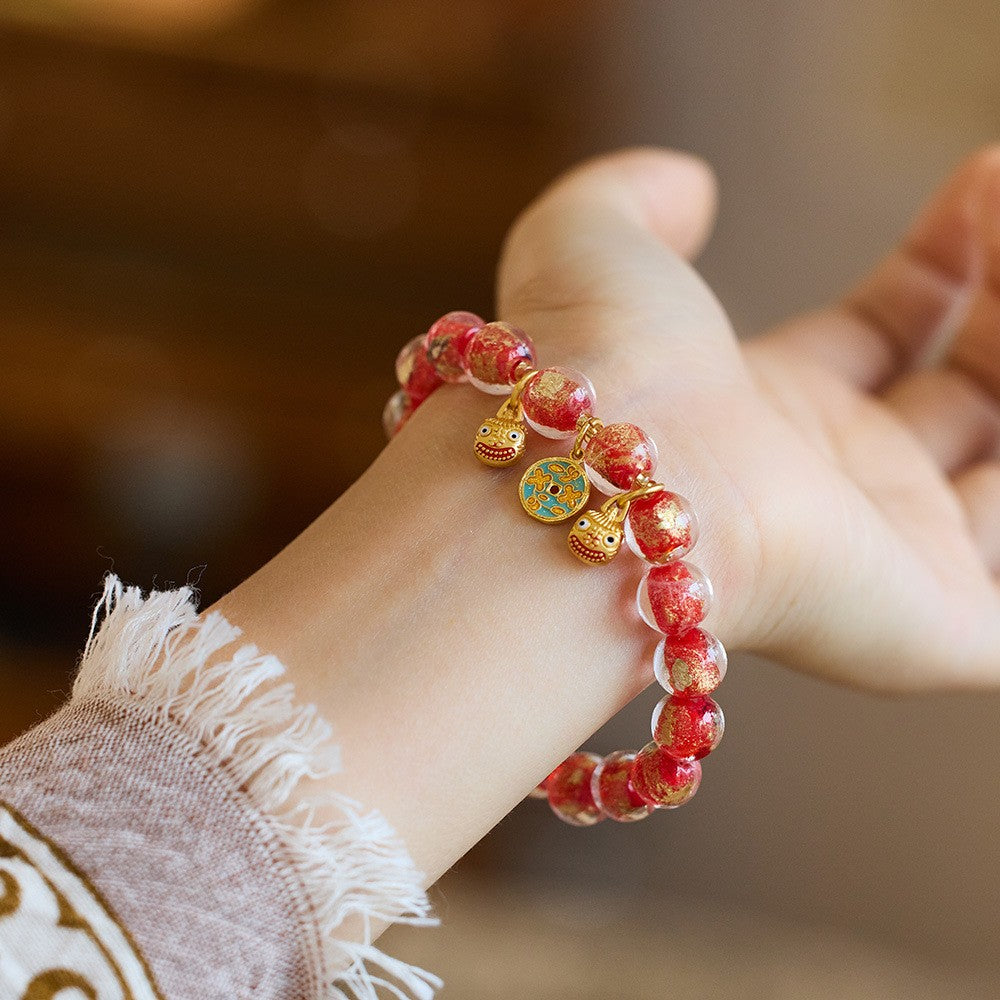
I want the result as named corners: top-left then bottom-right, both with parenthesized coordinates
top-left (2, 1), bottom-right (999, 997)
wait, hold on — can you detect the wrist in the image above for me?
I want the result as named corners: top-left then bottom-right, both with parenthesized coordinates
top-left (210, 355), bottom-right (765, 875)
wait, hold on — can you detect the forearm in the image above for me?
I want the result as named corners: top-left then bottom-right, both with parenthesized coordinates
top-left (208, 376), bottom-right (748, 883)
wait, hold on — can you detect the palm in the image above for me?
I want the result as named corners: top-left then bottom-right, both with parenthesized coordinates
top-left (499, 148), bottom-right (1000, 690)
top-left (741, 337), bottom-right (996, 688)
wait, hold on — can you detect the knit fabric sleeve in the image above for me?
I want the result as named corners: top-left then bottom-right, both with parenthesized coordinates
top-left (0, 573), bottom-right (441, 1000)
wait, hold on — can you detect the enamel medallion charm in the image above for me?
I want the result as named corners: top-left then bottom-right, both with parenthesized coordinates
top-left (518, 413), bottom-right (601, 523)
top-left (519, 457), bottom-right (590, 522)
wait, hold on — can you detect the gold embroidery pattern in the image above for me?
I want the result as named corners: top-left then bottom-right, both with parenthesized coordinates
top-left (24, 970), bottom-right (98, 1000)
top-left (0, 869), bottom-right (21, 918)
top-left (0, 801), bottom-right (162, 1000)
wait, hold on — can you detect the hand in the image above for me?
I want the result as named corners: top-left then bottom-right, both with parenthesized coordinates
top-left (211, 147), bottom-right (1000, 883)
top-left (497, 146), bottom-right (1000, 692)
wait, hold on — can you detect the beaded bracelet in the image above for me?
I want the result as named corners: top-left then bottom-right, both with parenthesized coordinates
top-left (384, 312), bottom-right (727, 826)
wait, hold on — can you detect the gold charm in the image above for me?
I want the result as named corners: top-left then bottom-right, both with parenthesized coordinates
top-left (474, 410), bottom-right (527, 466)
top-left (568, 505), bottom-right (623, 564)
top-left (473, 370), bottom-right (535, 467)
top-left (567, 477), bottom-right (665, 567)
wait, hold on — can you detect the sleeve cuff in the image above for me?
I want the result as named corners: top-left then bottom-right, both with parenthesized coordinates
top-left (0, 573), bottom-right (440, 1000)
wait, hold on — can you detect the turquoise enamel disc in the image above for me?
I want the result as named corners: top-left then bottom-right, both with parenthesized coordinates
top-left (519, 457), bottom-right (591, 523)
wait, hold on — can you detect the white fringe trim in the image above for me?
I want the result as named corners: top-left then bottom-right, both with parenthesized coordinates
top-left (73, 573), bottom-right (442, 1000)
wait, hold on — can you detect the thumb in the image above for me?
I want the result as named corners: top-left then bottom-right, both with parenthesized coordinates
top-left (496, 148), bottom-right (741, 402)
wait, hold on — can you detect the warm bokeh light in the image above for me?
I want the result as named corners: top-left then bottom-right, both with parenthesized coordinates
top-left (36, 0), bottom-right (261, 33)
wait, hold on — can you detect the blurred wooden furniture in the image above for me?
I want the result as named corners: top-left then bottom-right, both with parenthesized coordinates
top-left (0, 4), bottom-right (603, 668)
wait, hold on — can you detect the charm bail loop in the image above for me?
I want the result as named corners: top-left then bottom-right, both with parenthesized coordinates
top-left (570, 414), bottom-right (605, 462)
top-left (472, 369), bottom-right (537, 467)
top-left (610, 476), bottom-right (666, 511)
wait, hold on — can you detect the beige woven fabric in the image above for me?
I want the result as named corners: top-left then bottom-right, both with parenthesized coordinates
top-left (0, 575), bottom-right (440, 1000)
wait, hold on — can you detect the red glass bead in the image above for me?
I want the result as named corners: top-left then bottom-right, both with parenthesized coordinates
top-left (423, 310), bottom-right (483, 383)
top-left (547, 751), bottom-right (605, 826)
top-left (463, 321), bottom-right (536, 395)
top-left (382, 389), bottom-right (413, 439)
top-left (521, 366), bottom-right (596, 439)
top-left (653, 628), bottom-right (727, 697)
top-left (395, 334), bottom-right (443, 404)
top-left (528, 766), bottom-right (560, 800)
top-left (630, 742), bottom-right (701, 808)
top-left (625, 490), bottom-right (698, 563)
top-left (583, 422), bottom-right (658, 494)
top-left (591, 751), bottom-right (652, 823)
top-left (636, 561), bottom-right (712, 634)
top-left (651, 694), bottom-right (724, 761)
